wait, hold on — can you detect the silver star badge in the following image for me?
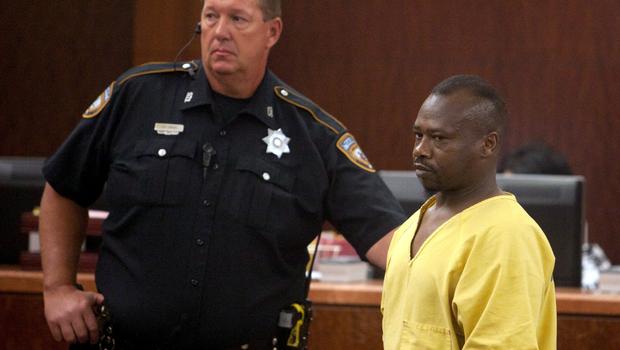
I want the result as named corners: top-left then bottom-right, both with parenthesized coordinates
top-left (262, 128), bottom-right (291, 159)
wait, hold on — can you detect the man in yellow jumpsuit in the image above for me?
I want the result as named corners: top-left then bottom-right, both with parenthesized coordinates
top-left (382, 75), bottom-right (556, 349)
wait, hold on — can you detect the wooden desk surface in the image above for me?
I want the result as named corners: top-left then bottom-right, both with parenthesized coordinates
top-left (2, 266), bottom-right (620, 316)
top-left (0, 266), bottom-right (96, 293)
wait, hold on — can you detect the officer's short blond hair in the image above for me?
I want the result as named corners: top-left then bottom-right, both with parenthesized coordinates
top-left (200, 0), bottom-right (281, 20)
top-left (259, 0), bottom-right (281, 20)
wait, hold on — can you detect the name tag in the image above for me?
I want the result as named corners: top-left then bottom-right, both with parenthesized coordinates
top-left (154, 123), bottom-right (184, 136)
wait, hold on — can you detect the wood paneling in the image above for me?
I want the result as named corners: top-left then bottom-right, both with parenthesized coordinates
top-left (131, 0), bottom-right (620, 262)
top-left (309, 304), bottom-right (383, 350)
top-left (2, 1), bottom-right (619, 263)
top-left (558, 315), bottom-right (620, 350)
top-left (132, 0), bottom-right (202, 64)
top-left (268, 0), bottom-right (620, 262)
top-left (310, 307), bottom-right (620, 350)
top-left (0, 0), bottom-right (134, 156)
top-left (0, 294), bottom-right (66, 350)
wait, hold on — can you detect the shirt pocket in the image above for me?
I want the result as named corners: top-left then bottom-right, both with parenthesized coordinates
top-left (399, 320), bottom-right (453, 350)
top-left (107, 138), bottom-right (198, 206)
top-left (235, 155), bottom-right (295, 229)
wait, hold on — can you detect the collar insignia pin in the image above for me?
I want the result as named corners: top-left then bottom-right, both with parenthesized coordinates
top-left (267, 106), bottom-right (274, 118)
top-left (184, 92), bottom-right (194, 103)
top-left (262, 128), bottom-right (290, 159)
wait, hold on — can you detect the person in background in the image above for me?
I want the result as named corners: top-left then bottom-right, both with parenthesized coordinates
top-left (39, 0), bottom-right (406, 348)
top-left (381, 75), bottom-right (556, 349)
top-left (499, 141), bottom-right (572, 175)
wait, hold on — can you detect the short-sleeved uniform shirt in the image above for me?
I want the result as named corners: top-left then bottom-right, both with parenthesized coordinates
top-left (382, 194), bottom-right (556, 349)
top-left (44, 61), bottom-right (406, 347)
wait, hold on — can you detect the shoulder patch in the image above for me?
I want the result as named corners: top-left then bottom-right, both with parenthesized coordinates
top-left (274, 86), bottom-right (346, 134)
top-left (336, 132), bottom-right (375, 173)
top-left (82, 82), bottom-right (115, 119)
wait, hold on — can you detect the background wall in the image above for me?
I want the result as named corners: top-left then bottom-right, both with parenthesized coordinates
top-left (0, 0), bottom-right (134, 155)
top-left (1, 0), bottom-right (619, 263)
top-left (268, 1), bottom-right (620, 264)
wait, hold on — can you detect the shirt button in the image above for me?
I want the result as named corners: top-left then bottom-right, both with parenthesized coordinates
top-left (213, 163), bottom-right (219, 170)
top-left (262, 172), bottom-right (271, 181)
top-left (202, 200), bottom-right (211, 206)
top-left (190, 279), bottom-right (199, 287)
top-left (196, 238), bottom-right (205, 246)
top-left (219, 130), bottom-right (227, 136)
top-left (157, 148), bottom-right (167, 157)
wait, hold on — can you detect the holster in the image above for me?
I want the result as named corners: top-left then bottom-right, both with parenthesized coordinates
top-left (276, 300), bottom-right (313, 350)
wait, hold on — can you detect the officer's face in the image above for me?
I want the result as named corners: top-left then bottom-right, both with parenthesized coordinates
top-left (199, 0), bottom-right (282, 78)
top-left (412, 91), bottom-right (487, 192)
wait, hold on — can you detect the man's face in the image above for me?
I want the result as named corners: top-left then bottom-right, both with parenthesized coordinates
top-left (199, 0), bottom-right (281, 77)
top-left (412, 91), bottom-right (485, 192)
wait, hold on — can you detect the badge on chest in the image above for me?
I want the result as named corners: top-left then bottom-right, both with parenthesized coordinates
top-left (263, 128), bottom-right (291, 159)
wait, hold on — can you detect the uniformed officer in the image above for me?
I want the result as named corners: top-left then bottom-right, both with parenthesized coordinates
top-left (39, 0), bottom-right (406, 348)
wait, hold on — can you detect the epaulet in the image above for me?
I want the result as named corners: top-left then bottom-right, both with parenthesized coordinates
top-left (116, 60), bottom-right (200, 86)
top-left (82, 61), bottom-right (199, 119)
top-left (274, 85), bottom-right (346, 135)
top-left (274, 85), bottom-right (376, 172)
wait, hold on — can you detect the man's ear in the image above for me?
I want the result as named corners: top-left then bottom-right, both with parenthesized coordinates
top-left (266, 17), bottom-right (283, 49)
top-left (481, 131), bottom-right (499, 158)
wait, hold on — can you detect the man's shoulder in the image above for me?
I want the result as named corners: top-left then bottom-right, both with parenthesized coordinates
top-left (271, 78), bottom-right (347, 135)
top-left (81, 61), bottom-right (200, 119)
top-left (116, 60), bottom-right (200, 86)
top-left (463, 195), bottom-right (542, 233)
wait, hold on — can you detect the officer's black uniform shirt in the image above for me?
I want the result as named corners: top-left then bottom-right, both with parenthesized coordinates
top-left (43, 61), bottom-right (406, 347)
